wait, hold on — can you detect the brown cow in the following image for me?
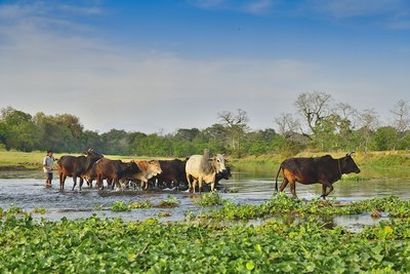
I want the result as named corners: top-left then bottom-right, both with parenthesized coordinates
top-left (94, 158), bottom-right (140, 190)
top-left (57, 149), bottom-right (103, 191)
top-left (132, 160), bottom-right (162, 190)
top-left (275, 153), bottom-right (360, 199)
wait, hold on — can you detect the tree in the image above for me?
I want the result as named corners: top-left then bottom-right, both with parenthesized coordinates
top-left (174, 128), bottom-right (201, 141)
top-left (0, 107), bottom-right (41, 151)
top-left (218, 109), bottom-right (249, 157)
top-left (374, 126), bottom-right (398, 151)
top-left (391, 99), bottom-right (410, 133)
top-left (274, 113), bottom-right (300, 137)
top-left (295, 91), bottom-right (332, 134)
top-left (357, 108), bottom-right (379, 152)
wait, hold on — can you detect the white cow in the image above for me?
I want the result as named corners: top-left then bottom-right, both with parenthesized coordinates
top-left (185, 150), bottom-right (226, 193)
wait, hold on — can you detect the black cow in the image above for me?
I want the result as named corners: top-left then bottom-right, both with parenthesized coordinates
top-left (150, 159), bottom-right (187, 190)
top-left (57, 148), bottom-right (103, 191)
top-left (275, 153), bottom-right (360, 199)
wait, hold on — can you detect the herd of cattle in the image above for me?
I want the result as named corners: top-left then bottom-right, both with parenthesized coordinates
top-left (56, 148), bottom-right (361, 198)
top-left (56, 149), bottom-right (231, 193)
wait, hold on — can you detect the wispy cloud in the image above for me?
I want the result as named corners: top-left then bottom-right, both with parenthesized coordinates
top-left (58, 4), bottom-right (103, 15)
top-left (243, 0), bottom-right (273, 14)
top-left (188, 0), bottom-right (275, 15)
top-left (308, 0), bottom-right (406, 18)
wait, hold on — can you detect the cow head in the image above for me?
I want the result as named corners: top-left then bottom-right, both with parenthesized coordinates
top-left (218, 166), bottom-right (232, 180)
top-left (84, 149), bottom-right (103, 170)
top-left (340, 152), bottom-right (361, 174)
top-left (148, 160), bottom-right (162, 176)
top-left (85, 149), bottom-right (103, 160)
top-left (210, 154), bottom-right (226, 173)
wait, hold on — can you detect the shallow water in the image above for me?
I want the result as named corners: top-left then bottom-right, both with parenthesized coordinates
top-left (0, 170), bottom-right (409, 225)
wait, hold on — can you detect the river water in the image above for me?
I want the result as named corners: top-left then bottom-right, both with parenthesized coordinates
top-left (0, 170), bottom-right (408, 230)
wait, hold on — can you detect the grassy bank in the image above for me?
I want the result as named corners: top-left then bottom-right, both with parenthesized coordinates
top-left (0, 150), bottom-right (167, 171)
top-left (0, 150), bottom-right (409, 179)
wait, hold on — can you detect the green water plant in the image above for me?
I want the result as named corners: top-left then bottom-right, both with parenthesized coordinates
top-left (158, 195), bottom-right (180, 208)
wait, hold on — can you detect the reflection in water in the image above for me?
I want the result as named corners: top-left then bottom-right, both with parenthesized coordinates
top-left (0, 170), bottom-right (408, 225)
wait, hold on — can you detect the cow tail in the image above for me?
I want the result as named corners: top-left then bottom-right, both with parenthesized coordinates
top-left (274, 165), bottom-right (282, 192)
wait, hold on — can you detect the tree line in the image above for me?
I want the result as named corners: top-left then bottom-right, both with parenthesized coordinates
top-left (1, 92), bottom-right (409, 157)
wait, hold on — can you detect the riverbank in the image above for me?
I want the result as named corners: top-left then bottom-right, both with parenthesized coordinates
top-left (0, 150), bottom-right (409, 179)
top-left (0, 150), bottom-right (165, 171)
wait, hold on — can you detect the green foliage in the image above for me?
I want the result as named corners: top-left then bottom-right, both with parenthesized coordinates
top-left (194, 192), bottom-right (224, 207)
top-left (198, 194), bottom-right (410, 220)
top-left (129, 200), bottom-right (153, 209)
top-left (1, 209), bottom-right (410, 272)
top-left (1, 105), bottom-right (410, 156)
top-left (32, 208), bottom-right (46, 214)
top-left (158, 195), bottom-right (180, 208)
top-left (110, 201), bottom-right (130, 212)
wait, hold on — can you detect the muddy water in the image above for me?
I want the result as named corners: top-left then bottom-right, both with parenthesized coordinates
top-left (0, 170), bottom-right (409, 227)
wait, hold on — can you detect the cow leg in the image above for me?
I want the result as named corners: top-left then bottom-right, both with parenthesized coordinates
top-left (186, 174), bottom-right (192, 193)
top-left (97, 176), bottom-right (103, 190)
top-left (192, 179), bottom-right (197, 194)
top-left (79, 177), bottom-right (84, 192)
top-left (321, 184), bottom-right (327, 199)
top-left (290, 181), bottom-right (297, 198)
top-left (59, 173), bottom-right (64, 190)
top-left (198, 177), bottom-right (203, 194)
top-left (279, 178), bottom-right (289, 192)
top-left (210, 176), bottom-right (216, 192)
top-left (320, 181), bottom-right (334, 199)
top-left (326, 185), bottom-right (334, 196)
top-left (114, 178), bottom-right (119, 190)
top-left (72, 176), bottom-right (77, 191)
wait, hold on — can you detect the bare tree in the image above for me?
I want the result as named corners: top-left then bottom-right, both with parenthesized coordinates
top-left (334, 102), bottom-right (358, 127)
top-left (274, 113), bottom-right (300, 137)
top-left (295, 91), bottom-right (332, 134)
top-left (391, 99), bottom-right (410, 133)
top-left (358, 108), bottom-right (379, 152)
top-left (218, 109), bottom-right (249, 157)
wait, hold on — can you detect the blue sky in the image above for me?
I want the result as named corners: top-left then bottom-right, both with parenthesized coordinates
top-left (0, 0), bottom-right (409, 132)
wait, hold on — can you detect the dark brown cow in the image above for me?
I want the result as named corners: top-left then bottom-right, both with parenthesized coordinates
top-left (94, 158), bottom-right (140, 190)
top-left (57, 149), bottom-right (103, 191)
top-left (151, 159), bottom-right (187, 189)
top-left (275, 153), bottom-right (360, 199)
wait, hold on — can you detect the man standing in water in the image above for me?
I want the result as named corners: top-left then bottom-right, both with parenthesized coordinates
top-left (43, 150), bottom-right (55, 188)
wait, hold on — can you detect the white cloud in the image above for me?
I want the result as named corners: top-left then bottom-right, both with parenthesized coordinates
top-left (309, 0), bottom-right (407, 18)
top-left (244, 0), bottom-right (274, 14)
top-left (188, 0), bottom-right (275, 15)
